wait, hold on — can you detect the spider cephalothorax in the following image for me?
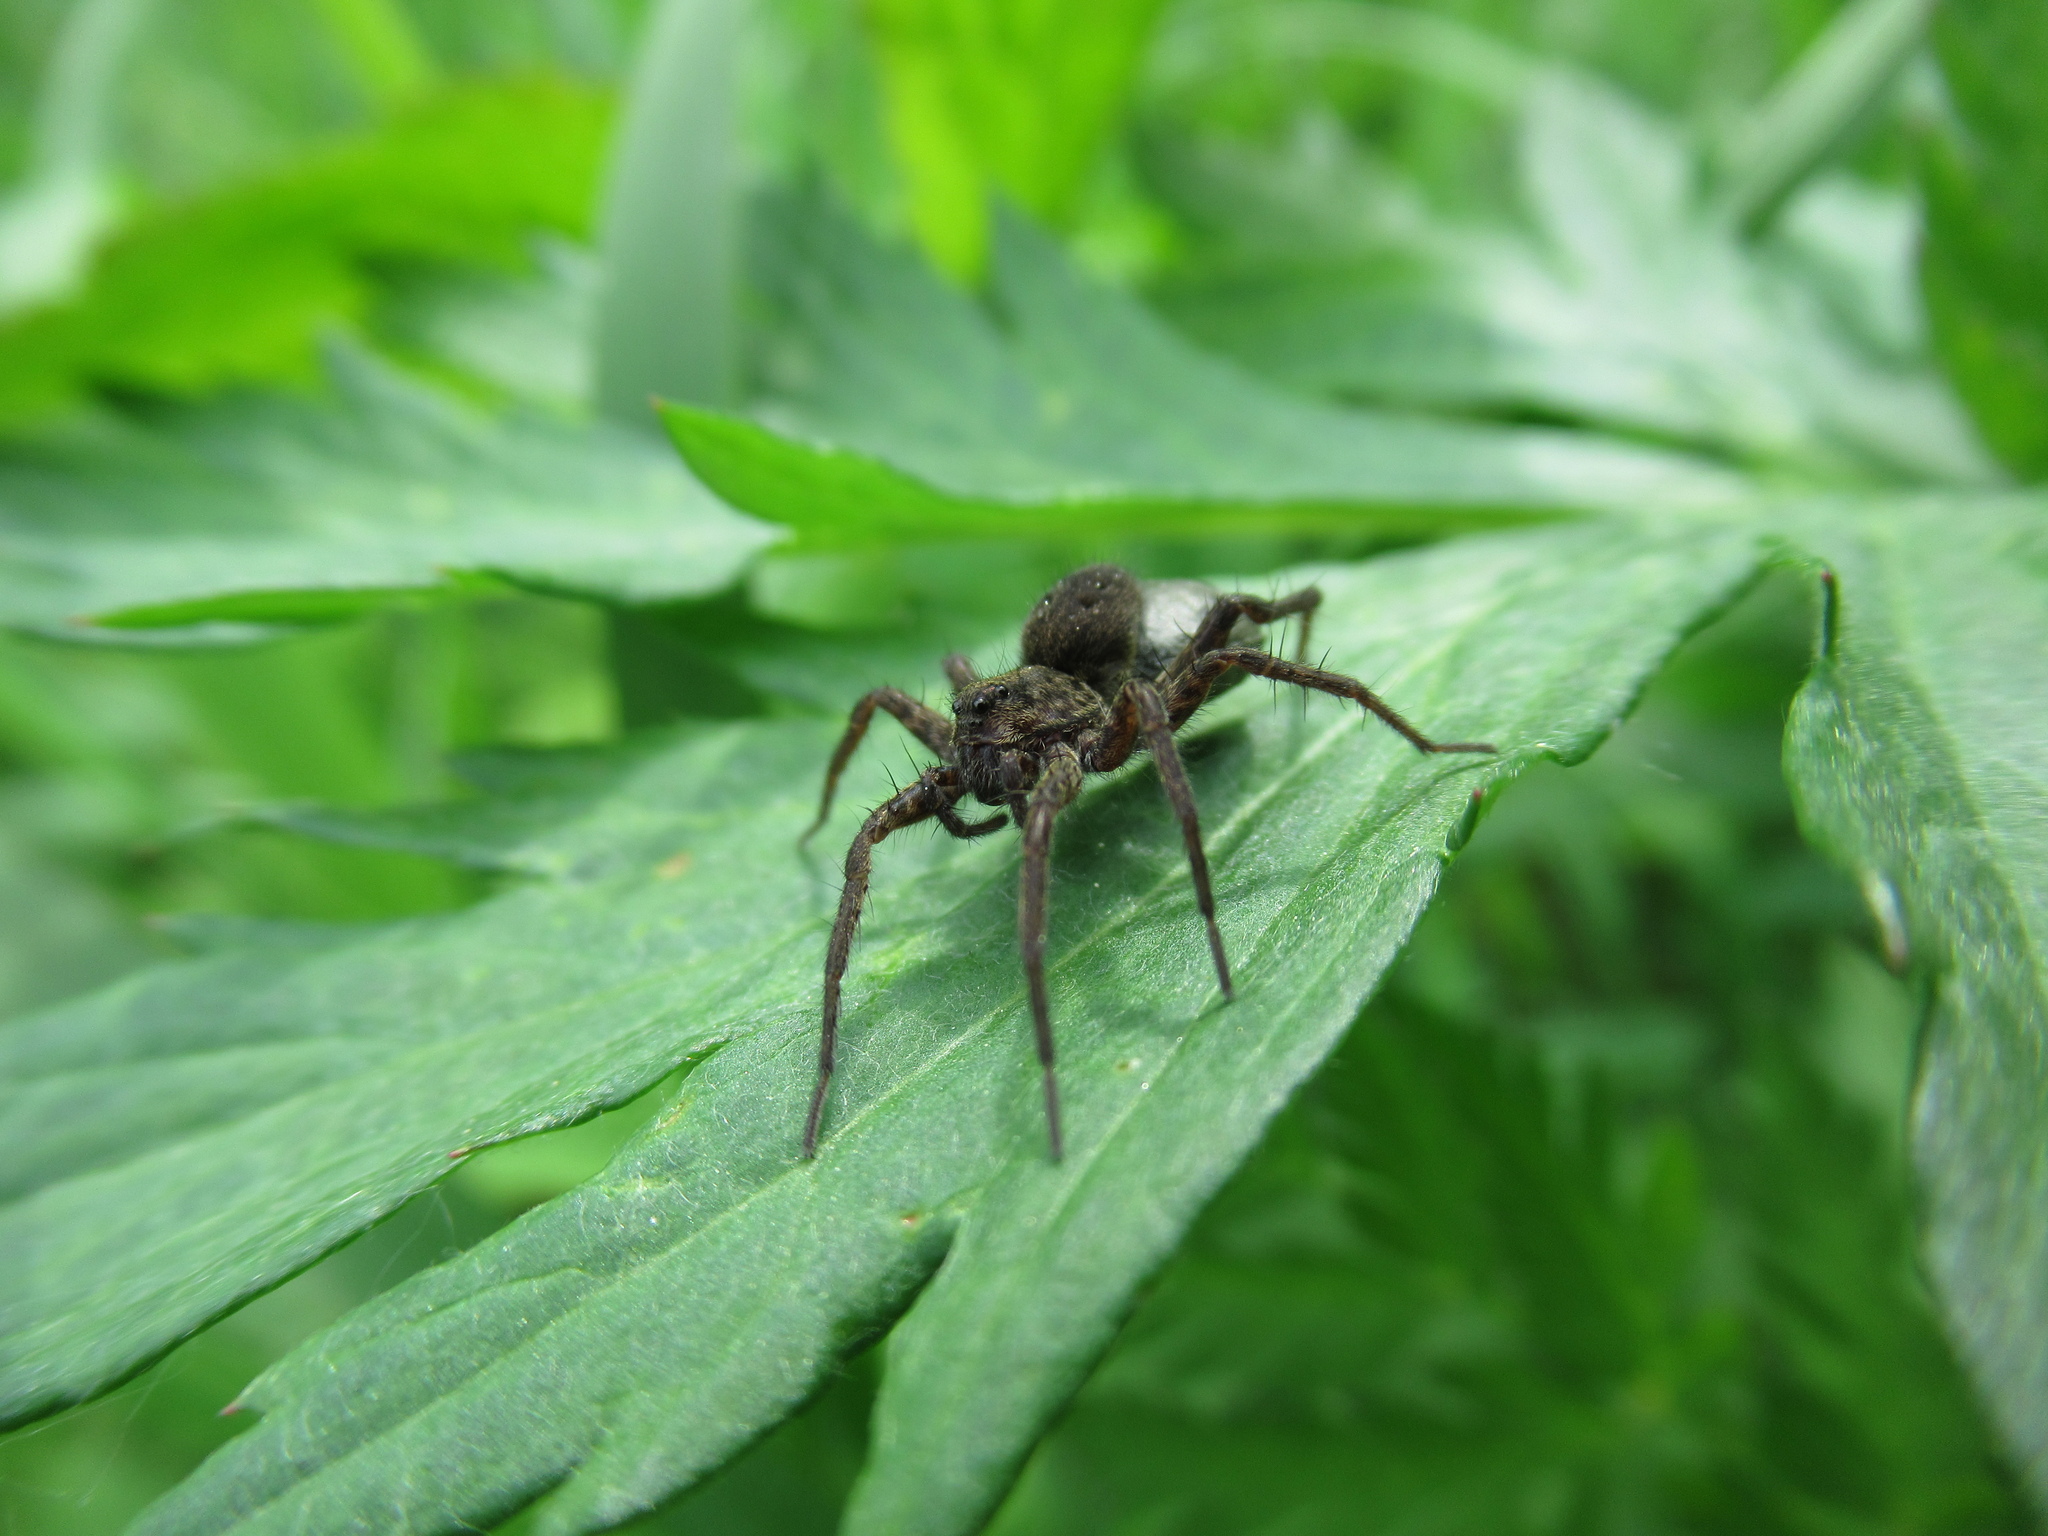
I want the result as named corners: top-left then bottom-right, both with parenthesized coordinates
top-left (798, 564), bottom-right (1494, 1160)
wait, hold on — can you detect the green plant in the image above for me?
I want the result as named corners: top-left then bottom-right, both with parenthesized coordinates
top-left (0, 1), bottom-right (2042, 1534)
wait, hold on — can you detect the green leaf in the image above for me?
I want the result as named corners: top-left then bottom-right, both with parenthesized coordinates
top-left (1158, 70), bottom-right (1992, 486)
top-left (67, 517), bottom-right (1769, 1533)
top-left (1782, 493), bottom-right (2048, 1506)
top-left (664, 197), bottom-right (1744, 548)
top-left (1918, 0), bottom-right (2048, 479)
top-left (0, 719), bottom-right (788, 1430)
top-left (0, 342), bottom-right (778, 634)
top-left (0, 75), bottom-right (611, 426)
top-left (866, 0), bottom-right (1171, 278)
top-left (374, 238), bottom-right (601, 410)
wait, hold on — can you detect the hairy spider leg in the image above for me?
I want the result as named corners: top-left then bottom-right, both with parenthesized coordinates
top-left (1019, 749), bottom-right (1084, 1160)
top-left (1088, 679), bottom-right (1234, 1001)
top-left (1168, 648), bottom-right (1496, 754)
top-left (801, 686), bottom-right (956, 846)
top-left (806, 766), bottom-right (990, 1158)
top-left (1291, 595), bottom-right (1318, 665)
top-left (942, 652), bottom-right (979, 691)
top-left (1161, 586), bottom-right (1324, 684)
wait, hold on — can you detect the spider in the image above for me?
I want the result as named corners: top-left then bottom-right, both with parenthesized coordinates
top-left (798, 564), bottom-right (1494, 1161)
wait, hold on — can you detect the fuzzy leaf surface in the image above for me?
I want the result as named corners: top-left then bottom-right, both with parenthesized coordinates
top-left (1783, 494), bottom-right (2048, 1504)
top-left (114, 517), bottom-right (1764, 1534)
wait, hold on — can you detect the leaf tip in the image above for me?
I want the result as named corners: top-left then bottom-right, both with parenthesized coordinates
top-left (1446, 784), bottom-right (1490, 855)
top-left (1860, 868), bottom-right (1910, 972)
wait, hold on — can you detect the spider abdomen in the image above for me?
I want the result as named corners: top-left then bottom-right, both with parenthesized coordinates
top-left (1136, 579), bottom-right (1262, 692)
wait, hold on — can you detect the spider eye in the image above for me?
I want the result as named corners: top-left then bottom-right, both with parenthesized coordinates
top-left (993, 684), bottom-right (1010, 702)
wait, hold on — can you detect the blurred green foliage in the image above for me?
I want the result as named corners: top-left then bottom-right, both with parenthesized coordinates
top-left (866, 0), bottom-right (1172, 277)
top-left (0, 76), bottom-right (612, 418)
top-left (0, 0), bottom-right (2042, 1532)
top-left (1918, 0), bottom-right (2048, 478)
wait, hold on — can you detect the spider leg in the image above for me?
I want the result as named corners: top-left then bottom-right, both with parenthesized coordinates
top-left (1161, 586), bottom-right (1323, 683)
top-left (1085, 681), bottom-right (1143, 773)
top-left (801, 687), bottom-right (956, 846)
top-left (942, 652), bottom-right (979, 691)
top-left (1169, 648), bottom-right (1495, 754)
top-left (1290, 594), bottom-right (1318, 665)
top-left (805, 765), bottom-right (963, 1158)
top-left (1019, 749), bottom-right (1084, 1160)
top-left (1083, 683), bottom-right (1232, 995)
top-left (1132, 680), bottom-right (1233, 999)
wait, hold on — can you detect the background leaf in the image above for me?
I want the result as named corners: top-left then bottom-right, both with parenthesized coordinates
top-left (0, 342), bottom-right (777, 635)
top-left (1782, 493), bottom-right (2048, 1505)
top-left (311, 0), bottom-right (440, 109)
top-left (0, 0), bottom-right (153, 318)
top-left (1150, 56), bottom-right (1989, 485)
top-left (1712, 0), bottom-right (1931, 232)
top-left (0, 74), bottom-right (611, 426)
top-left (0, 716), bottom-right (793, 1429)
top-left (866, 0), bottom-right (1171, 279)
top-left (664, 195), bottom-right (1744, 550)
top-left (1917, 0), bottom-right (2048, 479)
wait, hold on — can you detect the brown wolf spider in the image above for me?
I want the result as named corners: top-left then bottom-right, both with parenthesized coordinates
top-left (799, 564), bottom-right (1494, 1161)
